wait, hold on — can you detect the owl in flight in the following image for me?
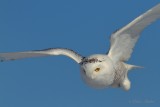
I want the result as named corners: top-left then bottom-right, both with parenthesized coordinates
top-left (0, 4), bottom-right (160, 91)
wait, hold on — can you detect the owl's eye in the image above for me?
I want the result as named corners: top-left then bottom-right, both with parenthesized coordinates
top-left (95, 68), bottom-right (100, 72)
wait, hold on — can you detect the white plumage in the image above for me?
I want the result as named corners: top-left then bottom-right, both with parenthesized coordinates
top-left (1, 4), bottom-right (160, 91)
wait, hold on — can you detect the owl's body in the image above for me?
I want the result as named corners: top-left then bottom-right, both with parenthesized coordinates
top-left (80, 55), bottom-right (115, 88)
top-left (80, 54), bottom-right (131, 90)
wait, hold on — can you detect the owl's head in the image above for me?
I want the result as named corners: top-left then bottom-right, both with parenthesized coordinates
top-left (80, 54), bottom-right (115, 88)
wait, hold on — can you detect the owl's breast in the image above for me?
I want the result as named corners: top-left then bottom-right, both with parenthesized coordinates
top-left (80, 66), bottom-right (115, 88)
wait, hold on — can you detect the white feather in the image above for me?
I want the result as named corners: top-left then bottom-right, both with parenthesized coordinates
top-left (0, 48), bottom-right (83, 63)
top-left (108, 4), bottom-right (160, 62)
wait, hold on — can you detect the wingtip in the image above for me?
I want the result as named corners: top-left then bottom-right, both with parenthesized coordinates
top-left (0, 57), bottom-right (6, 62)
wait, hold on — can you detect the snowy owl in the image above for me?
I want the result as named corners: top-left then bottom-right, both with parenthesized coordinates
top-left (0, 4), bottom-right (160, 91)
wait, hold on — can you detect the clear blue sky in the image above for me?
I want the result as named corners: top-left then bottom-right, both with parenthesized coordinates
top-left (0, 0), bottom-right (160, 107)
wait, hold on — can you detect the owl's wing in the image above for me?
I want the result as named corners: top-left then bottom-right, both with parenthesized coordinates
top-left (108, 4), bottom-right (160, 62)
top-left (0, 48), bottom-right (84, 63)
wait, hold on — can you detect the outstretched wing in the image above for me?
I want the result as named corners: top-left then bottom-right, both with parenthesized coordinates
top-left (0, 48), bottom-right (83, 63)
top-left (108, 4), bottom-right (160, 62)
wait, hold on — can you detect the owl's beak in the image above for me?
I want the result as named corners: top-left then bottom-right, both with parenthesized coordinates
top-left (91, 75), bottom-right (96, 79)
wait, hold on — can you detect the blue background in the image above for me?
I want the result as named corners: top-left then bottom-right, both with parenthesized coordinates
top-left (0, 0), bottom-right (160, 107)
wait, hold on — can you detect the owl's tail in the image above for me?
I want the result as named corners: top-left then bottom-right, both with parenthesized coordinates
top-left (125, 63), bottom-right (143, 71)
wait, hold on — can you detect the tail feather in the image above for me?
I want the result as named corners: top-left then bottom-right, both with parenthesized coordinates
top-left (125, 64), bottom-right (143, 71)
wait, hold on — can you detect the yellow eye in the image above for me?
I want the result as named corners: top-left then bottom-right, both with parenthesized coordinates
top-left (95, 68), bottom-right (100, 72)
